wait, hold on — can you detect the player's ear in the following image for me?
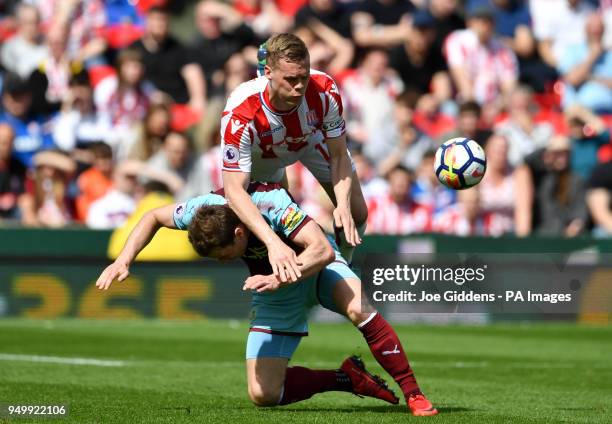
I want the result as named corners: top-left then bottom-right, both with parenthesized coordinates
top-left (234, 225), bottom-right (245, 240)
top-left (264, 64), bottom-right (272, 80)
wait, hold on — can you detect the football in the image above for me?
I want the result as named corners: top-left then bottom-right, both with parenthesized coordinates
top-left (434, 137), bottom-right (487, 190)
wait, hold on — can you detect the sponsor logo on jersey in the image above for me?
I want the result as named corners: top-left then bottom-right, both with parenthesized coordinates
top-left (223, 145), bottom-right (240, 164)
top-left (260, 126), bottom-right (285, 137)
top-left (281, 207), bottom-right (304, 232)
top-left (322, 118), bottom-right (344, 132)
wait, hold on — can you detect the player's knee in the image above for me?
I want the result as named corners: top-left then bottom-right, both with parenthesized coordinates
top-left (248, 383), bottom-right (281, 407)
top-left (345, 300), bottom-right (370, 325)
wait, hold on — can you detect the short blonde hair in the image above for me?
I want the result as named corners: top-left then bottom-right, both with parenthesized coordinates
top-left (265, 33), bottom-right (309, 68)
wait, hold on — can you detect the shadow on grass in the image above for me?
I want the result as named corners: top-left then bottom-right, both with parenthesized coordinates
top-left (263, 405), bottom-right (474, 414)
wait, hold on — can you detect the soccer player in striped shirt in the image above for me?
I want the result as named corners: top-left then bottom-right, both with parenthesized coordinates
top-left (220, 33), bottom-right (368, 283)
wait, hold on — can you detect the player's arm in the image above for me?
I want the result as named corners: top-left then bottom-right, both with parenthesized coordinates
top-left (243, 220), bottom-right (335, 292)
top-left (223, 170), bottom-right (302, 282)
top-left (95, 204), bottom-right (177, 290)
top-left (326, 133), bottom-right (360, 246)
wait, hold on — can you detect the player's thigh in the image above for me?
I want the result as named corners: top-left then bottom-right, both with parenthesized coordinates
top-left (246, 357), bottom-right (288, 406)
top-left (316, 259), bottom-right (375, 325)
top-left (331, 277), bottom-right (376, 326)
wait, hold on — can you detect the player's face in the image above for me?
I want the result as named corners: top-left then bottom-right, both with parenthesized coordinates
top-left (207, 226), bottom-right (249, 261)
top-left (266, 58), bottom-right (310, 108)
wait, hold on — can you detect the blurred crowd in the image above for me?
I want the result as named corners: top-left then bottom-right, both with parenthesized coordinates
top-left (0, 0), bottom-right (611, 239)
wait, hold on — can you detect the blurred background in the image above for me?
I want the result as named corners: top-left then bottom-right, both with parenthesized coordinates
top-left (0, 0), bottom-right (610, 324)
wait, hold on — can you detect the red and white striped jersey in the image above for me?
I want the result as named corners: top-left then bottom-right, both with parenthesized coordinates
top-left (220, 70), bottom-right (346, 181)
top-left (366, 194), bottom-right (433, 235)
top-left (444, 29), bottom-right (518, 105)
top-left (432, 205), bottom-right (514, 237)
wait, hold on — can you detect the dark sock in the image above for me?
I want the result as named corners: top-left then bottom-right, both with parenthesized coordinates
top-left (359, 313), bottom-right (421, 400)
top-left (279, 366), bottom-right (352, 405)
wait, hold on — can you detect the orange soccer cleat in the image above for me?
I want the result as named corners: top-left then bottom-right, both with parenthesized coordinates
top-left (408, 393), bottom-right (439, 416)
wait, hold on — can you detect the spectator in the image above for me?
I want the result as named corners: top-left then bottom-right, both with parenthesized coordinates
top-left (295, 0), bottom-right (353, 39)
top-left (1, 4), bottom-right (48, 79)
top-left (86, 159), bottom-right (140, 229)
top-left (342, 49), bottom-right (404, 148)
top-left (53, 71), bottom-right (112, 152)
top-left (27, 150), bottom-right (76, 228)
top-left (195, 52), bottom-right (252, 153)
top-left (565, 104), bottom-right (611, 180)
top-left (293, 18), bottom-right (354, 77)
top-left (433, 187), bottom-right (513, 236)
top-left (32, 0), bottom-right (107, 65)
top-left (372, 91), bottom-right (434, 175)
top-left (190, 0), bottom-right (257, 100)
top-left (94, 49), bottom-right (155, 149)
top-left (348, 147), bottom-right (388, 201)
top-left (531, 0), bottom-right (594, 68)
top-left (438, 101), bottom-right (493, 147)
top-left (586, 160), bottom-right (612, 237)
top-left (477, 0), bottom-right (557, 92)
top-left (350, 0), bottom-right (414, 48)
top-left (145, 132), bottom-right (213, 201)
top-left (558, 13), bottom-right (612, 112)
top-left (479, 134), bottom-right (515, 228)
top-left (388, 10), bottom-right (451, 99)
top-left (233, 0), bottom-right (295, 37)
top-left (514, 135), bottom-right (587, 236)
top-left (38, 26), bottom-right (74, 106)
top-left (0, 124), bottom-right (31, 222)
top-left (0, 72), bottom-right (55, 169)
top-left (130, 6), bottom-right (206, 111)
top-left (427, 0), bottom-right (465, 52)
top-left (444, 4), bottom-right (518, 106)
top-left (75, 142), bottom-right (114, 222)
top-left (494, 85), bottom-right (553, 166)
top-left (411, 149), bottom-right (456, 213)
top-left (128, 102), bottom-right (171, 161)
top-left (366, 165), bottom-right (432, 235)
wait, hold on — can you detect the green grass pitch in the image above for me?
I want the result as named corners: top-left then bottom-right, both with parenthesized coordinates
top-left (0, 319), bottom-right (610, 423)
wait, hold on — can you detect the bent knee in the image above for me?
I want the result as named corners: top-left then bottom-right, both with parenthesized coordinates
top-left (248, 384), bottom-right (282, 407)
top-left (346, 301), bottom-right (374, 326)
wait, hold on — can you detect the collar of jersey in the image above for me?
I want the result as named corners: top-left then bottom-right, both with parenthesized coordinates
top-left (260, 81), bottom-right (300, 116)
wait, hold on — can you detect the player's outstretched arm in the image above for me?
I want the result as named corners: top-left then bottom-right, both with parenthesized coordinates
top-left (326, 134), bottom-right (360, 247)
top-left (95, 204), bottom-right (177, 290)
top-left (243, 220), bottom-right (335, 292)
top-left (223, 170), bottom-right (302, 283)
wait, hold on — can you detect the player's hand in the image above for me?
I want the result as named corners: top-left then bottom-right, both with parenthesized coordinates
top-left (333, 205), bottom-right (361, 247)
top-left (95, 261), bottom-right (130, 290)
top-left (243, 274), bottom-right (283, 292)
top-left (267, 239), bottom-right (302, 283)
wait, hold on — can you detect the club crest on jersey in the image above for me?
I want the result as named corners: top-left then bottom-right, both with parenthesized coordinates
top-left (281, 207), bottom-right (304, 232)
top-left (306, 109), bottom-right (319, 127)
top-left (223, 145), bottom-right (239, 164)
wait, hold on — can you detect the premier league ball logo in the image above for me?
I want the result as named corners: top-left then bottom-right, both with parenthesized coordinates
top-left (223, 145), bottom-right (239, 164)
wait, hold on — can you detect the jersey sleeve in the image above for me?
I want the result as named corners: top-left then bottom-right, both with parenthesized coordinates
top-left (321, 75), bottom-right (346, 139)
top-left (220, 92), bottom-right (256, 174)
top-left (250, 187), bottom-right (312, 240)
top-left (172, 193), bottom-right (226, 230)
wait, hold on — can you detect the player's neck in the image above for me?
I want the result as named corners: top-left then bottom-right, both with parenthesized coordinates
top-left (265, 85), bottom-right (296, 113)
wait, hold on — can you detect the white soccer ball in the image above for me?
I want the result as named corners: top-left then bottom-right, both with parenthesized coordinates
top-left (434, 137), bottom-right (487, 190)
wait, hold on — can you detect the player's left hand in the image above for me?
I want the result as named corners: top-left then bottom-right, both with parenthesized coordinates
top-left (243, 274), bottom-right (283, 293)
top-left (333, 205), bottom-right (361, 247)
